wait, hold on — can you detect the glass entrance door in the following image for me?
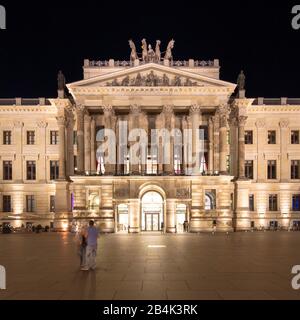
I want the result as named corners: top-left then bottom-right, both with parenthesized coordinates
top-left (145, 213), bottom-right (160, 231)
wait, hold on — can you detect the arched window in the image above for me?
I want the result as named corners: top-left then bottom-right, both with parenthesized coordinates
top-left (205, 193), bottom-right (215, 210)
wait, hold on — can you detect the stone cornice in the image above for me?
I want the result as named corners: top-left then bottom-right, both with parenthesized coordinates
top-left (248, 105), bottom-right (300, 113)
top-left (0, 106), bottom-right (56, 113)
top-left (70, 86), bottom-right (234, 96)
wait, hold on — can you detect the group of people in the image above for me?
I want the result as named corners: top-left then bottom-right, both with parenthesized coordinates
top-left (75, 220), bottom-right (99, 271)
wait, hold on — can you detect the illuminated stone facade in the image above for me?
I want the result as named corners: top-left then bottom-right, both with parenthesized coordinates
top-left (1, 52), bottom-right (300, 232)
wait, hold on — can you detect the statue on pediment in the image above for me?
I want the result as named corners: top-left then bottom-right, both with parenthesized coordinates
top-left (121, 76), bottom-right (130, 86)
top-left (155, 40), bottom-right (161, 62)
top-left (146, 71), bottom-right (156, 86)
top-left (57, 70), bottom-right (65, 91)
top-left (141, 39), bottom-right (148, 62)
top-left (162, 74), bottom-right (170, 86)
top-left (112, 79), bottom-right (119, 86)
top-left (128, 39), bottom-right (138, 62)
top-left (164, 39), bottom-right (175, 61)
top-left (148, 44), bottom-right (155, 62)
top-left (134, 73), bottom-right (143, 86)
top-left (184, 78), bottom-right (193, 86)
top-left (173, 75), bottom-right (181, 86)
top-left (237, 70), bottom-right (245, 90)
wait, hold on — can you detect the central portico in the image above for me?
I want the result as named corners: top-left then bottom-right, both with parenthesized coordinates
top-left (49, 39), bottom-right (253, 233)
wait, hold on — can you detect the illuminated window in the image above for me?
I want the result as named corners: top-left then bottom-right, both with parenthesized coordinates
top-left (27, 131), bottom-right (35, 145)
top-left (292, 195), bottom-right (300, 211)
top-left (205, 192), bottom-right (216, 210)
top-left (268, 131), bottom-right (276, 144)
top-left (3, 131), bottom-right (11, 145)
top-left (267, 160), bottom-right (277, 179)
top-left (245, 131), bottom-right (253, 144)
top-left (50, 161), bottom-right (59, 180)
top-left (291, 131), bottom-right (299, 144)
top-left (26, 161), bottom-right (36, 180)
top-left (269, 194), bottom-right (278, 211)
top-left (291, 160), bottom-right (300, 179)
top-left (3, 161), bottom-right (12, 180)
top-left (50, 131), bottom-right (59, 145)
top-left (245, 160), bottom-right (253, 179)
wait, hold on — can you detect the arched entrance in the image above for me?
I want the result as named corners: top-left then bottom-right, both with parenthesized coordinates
top-left (141, 191), bottom-right (164, 231)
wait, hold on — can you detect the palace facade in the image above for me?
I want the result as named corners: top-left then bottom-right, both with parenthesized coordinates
top-left (1, 45), bottom-right (300, 233)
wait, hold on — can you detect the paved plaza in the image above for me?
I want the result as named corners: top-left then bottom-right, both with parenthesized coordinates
top-left (0, 232), bottom-right (300, 300)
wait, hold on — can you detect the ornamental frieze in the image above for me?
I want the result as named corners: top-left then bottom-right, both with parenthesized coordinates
top-left (106, 71), bottom-right (199, 87)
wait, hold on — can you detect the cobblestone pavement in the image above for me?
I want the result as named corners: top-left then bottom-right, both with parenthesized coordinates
top-left (0, 232), bottom-right (300, 300)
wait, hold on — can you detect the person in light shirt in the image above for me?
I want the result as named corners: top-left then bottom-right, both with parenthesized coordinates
top-left (81, 220), bottom-right (99, 271)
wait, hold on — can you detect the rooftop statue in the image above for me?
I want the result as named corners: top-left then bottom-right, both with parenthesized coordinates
top-left (148, 44), bottom-right (155, 62)
top-left (57, 70), bottom-right (65, 91)
top-left (237, 70), bottom-right (245, 91)
top-left (164, 39), bottom-right (175, 61)
top-left (128, 39), bottom-right (138, 62)
top-left (155, 40), bottom-right (161, 62)
top-left (141, 39), bottom-right (148, 62)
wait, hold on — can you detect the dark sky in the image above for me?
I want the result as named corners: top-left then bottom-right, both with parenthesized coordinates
top-left (0, 1), bottom-right (299, 98)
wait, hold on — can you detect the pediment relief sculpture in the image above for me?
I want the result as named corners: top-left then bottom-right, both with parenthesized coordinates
top-left (106, 72), bottom-right (199, 87)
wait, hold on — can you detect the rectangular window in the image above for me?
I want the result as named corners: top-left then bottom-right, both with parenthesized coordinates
top-left (27, 131), bottom-right (35, 145)
top-left (245, 160), bottom-right (254, 179)
top-left (291, 131), bottom-right (300, 144)
top-left (292, 195), bottom-right (300, 211)
top-left (26, 195), bottom-right (35, 212)
top-left (26, 161), bottom-right (36, 180)
top-left (3, 131), bottom-right (12, 145)
top-left (245, 131), bottom-right (253, 144)
top-left (291, 160), bottom-right (300, 179)
top-left (3, 195), bottom-right (11, 212)
top-left (73, 131), bottom-right (77, 145)
top-left (74, 156), bottom-right (77, 172)
top-left (50, 131), bottom-right (59, 145)
top-left (267, 160), bottom-right (277, 179)
top-left (50, 161), bottom-right (59, 180)
top-left (268, 130), bottom-right (276, 144)
top-left (3, 161), bottom-right (12, 180)
top-left (249, 194), bottom-right (255, 211)
top-left (226, 155), bottom-right (230, 173)
top-left (269, 194), bottom-right (278, 211)
top-left (199, 125), bottom-right (208, 141)
top-left (50, 195), bottom-right (55, 212)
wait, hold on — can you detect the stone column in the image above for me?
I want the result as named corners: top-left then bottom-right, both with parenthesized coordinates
top-left (218, 104), bottom-right (229, 175)
top-left (166, 199), bottom-right (176, 233)
top-left (13, 121), bottom-right (24, 182)
top-left (256, 119), bottom-right (266, 182)
top-left (237, 116), bottom-right (248, 179)
top-left (102, 105), bottom-right (116, 175)
top-left (190, 104), bottom-right (201, 175)
top-left (37, 121), bottom-right (47, 182)
top-left (213, 115), bottom-right (220, 172)
top-left (76, 104), bottom-right (85, 174)
top-left (228, 117), bottom-right (238, 177)
top-left (129, 105), bottom-right (141, 175)
top-left (163, 105), bottom-right (175, 175)
top-left (208, 117), bottom-right (214, 173)
top-left (280, 120), bottom-right (289, 182)
top-left (90, 117), bottom-right (96, 173)
top-left (56, 115), bottom-right (66, 180)
top-left (84, 114), bottom-right (91, 173)
top-left (66, 110), bottom-right (75, 176)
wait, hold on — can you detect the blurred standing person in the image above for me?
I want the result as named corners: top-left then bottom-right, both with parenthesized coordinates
top-left (75, 225), bottom-right (87, 269)
top-left (81, 220), bottom-right (99, 271)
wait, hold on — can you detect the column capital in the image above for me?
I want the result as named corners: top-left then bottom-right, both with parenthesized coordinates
top-left (76, 103), bottom-right (86, 112)
top-left (255, 119), bottom-right (266, 128)
top-left (279, 119), bottom-right (289, 128)
top-left (163, 104), bottom-right (174, 114)
top-left (102, 104), bottom-right (114, 115)
top-left (56, 116), bottom-right (66, 126)
top-left (37, 121), bottom-right (48, 129)
top-left (237, 115), bottom-right (248, 127)
top-left (130, 104), bottom-right (141, 115)
top-left (190, 103), bottom-right (201, 114)
top-left (13, 121), bottom-right (24, 128)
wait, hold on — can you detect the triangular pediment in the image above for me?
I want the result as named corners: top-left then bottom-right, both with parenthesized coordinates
top-left (67, 63), bottom-right (236, 90)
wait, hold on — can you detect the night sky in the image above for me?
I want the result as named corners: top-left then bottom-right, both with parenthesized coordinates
top-left (0, 1), bottom-right (299, 98)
